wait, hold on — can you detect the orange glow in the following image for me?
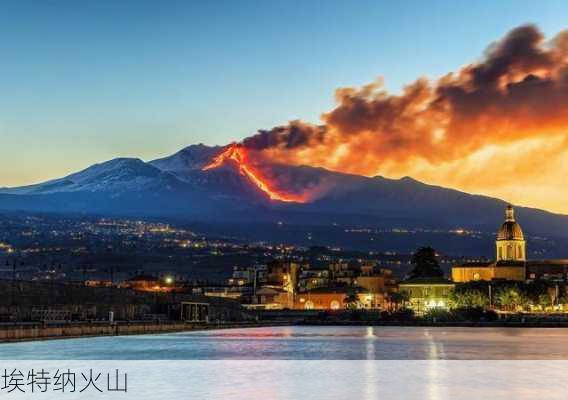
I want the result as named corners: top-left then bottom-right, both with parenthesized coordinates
top-left (203, 144), bottom-right (306, 203)
top-left (238, 26), bottom-right (568, 214)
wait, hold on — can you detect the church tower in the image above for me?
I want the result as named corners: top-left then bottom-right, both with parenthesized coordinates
top-left (496, 205), bottom-right (526, 262)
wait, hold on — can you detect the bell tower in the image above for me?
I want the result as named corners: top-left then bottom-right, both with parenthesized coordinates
top-left (496, 205), bottom-right (526, 262)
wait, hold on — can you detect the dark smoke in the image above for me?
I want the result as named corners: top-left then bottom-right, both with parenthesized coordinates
top-left (243, 120), bottom-right (326, 150)
top-left (241, 24), bottom-right (568, 170)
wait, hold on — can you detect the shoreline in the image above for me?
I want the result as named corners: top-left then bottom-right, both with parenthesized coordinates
top-left (4, 318), bottom-right (568, 344)
top-left (298, 320), bottom-right (568, 328)
top-left (0, 320), bottom-right (288, 344)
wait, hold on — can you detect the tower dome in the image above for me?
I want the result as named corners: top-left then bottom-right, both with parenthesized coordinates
top-left (497, 205), bottom-right (524, 241)
top-left (496, 205), bottom-right (526, 262)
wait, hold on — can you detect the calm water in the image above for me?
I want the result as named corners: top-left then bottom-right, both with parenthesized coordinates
top-left (2, 326), bottom-right (568, 359)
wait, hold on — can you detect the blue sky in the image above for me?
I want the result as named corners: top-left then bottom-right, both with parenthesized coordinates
top-left (1, 0), bottom-right (567, 186)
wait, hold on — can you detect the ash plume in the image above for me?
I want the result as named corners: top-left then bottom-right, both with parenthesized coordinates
top-left (241, 25), bottom-right (568, 212)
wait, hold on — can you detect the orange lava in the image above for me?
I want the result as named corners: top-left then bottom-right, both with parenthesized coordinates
top-left (203, 144), bottom-right (306, 203)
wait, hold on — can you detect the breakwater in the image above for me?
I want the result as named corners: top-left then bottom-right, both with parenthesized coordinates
top-left (0, 320), bottom-right (280, 343)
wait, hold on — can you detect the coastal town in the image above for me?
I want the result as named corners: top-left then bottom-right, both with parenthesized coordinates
top-left (2, 203), bottom-right (568, 341)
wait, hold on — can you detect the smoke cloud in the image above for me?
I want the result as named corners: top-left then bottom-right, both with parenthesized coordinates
top-left (242, 25), bottom-right (568, 213)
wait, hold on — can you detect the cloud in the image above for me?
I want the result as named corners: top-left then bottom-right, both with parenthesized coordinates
top-left (241, 24), bottom-right (568, 212)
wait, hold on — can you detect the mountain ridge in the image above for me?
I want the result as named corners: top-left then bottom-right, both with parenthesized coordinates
top-left (1, 144), bottom-right (567, 240)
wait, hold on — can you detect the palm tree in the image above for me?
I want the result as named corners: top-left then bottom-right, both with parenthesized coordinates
top-left (537, 293), bottom-right (552, 311)
top-left (495, 286), bottom-right (523, 311)
top-left (451, 288), bottom-right (488, 308)
top-left (387, 291), bottom-right (409, 311)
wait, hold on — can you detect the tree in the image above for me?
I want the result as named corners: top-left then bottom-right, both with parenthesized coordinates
top-left (523, 280), bottom-right (554, 310)
top-left (537, 293), bottom-right (552, 310)
top-left (495, 285), bottom-right (524, 311)
top-left (408, 247), bottom-right (444, 279)
top-left (387, 291), bottom-right (409, 311)
top-left (344, 292), bottom-right (360, 310)
top-left (451, 289), bottom-right (488, 308)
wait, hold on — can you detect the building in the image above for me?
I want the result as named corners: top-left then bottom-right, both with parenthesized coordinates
top-left (0, 279), bottom-right (247, 322)
top-left (452, 261), bottom-right (526, 282)
top-left (120, 274), bottom-right (163, 292)
top-left (84, 279), bottom-right (113, 288)
top-left (398, 277), bottom-right (455, 314)
top-left (356, 268), bottom-right (396, 292)
top-left (452, 205), bottom-right (568, 283)
top-left (496, 205), bottom-right (526, 262)
top-left (248, 258), bottom-right (395, 310)
top-left (295, 286), bottom-right (380, 310)
top-left (202, 285), bottom-right (249, 300)
top-left (227, 265), bottom-right (266, 287)
top-left (265, 260), bottom-right (302, 290)
top-left (298, 268), bottom-right (330, 291)
top-left (526, 260), bottom-right (568, 281)
top-left (249, 286), bottom-right (289, 309)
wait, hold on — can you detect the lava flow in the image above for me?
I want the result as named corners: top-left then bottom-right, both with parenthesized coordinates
top-left (202, 143), bottom-right (306, 203)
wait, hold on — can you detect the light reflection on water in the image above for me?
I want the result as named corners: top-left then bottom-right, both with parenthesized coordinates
top-left (2, 326), bottom-right (568, 360)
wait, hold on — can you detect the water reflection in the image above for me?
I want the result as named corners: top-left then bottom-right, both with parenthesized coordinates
top-left (3, 326), bottom-right (568, 360)
top-left (365, 326), bottom-right (375, 360)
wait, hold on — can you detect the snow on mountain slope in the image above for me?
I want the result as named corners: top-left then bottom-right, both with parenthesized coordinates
top-left (0, 158), bottom-right (179, 195)
top-left (150, 144), bottom-right (224, 179)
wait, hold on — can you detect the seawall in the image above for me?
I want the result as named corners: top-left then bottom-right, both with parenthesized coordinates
top-left (0, 321), bottom-right (278, 343)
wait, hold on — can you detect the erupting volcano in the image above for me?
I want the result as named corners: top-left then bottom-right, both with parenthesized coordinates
top-left (202, 143), bottom-right (307, 203)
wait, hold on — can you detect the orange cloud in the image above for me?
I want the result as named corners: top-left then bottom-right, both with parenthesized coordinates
top-left (242, 25), bottom-right (568, 213)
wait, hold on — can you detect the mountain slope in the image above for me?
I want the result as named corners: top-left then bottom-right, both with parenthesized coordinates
top-left (149, 144), bottom-right (223, 177)
top-left (1, 144), bottom-right (568, 239)
top-left (1, 158), bottom-right (178, 195)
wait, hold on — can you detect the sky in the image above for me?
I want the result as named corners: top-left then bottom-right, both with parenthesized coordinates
top-left (1, 0), bottom-right (568, 212)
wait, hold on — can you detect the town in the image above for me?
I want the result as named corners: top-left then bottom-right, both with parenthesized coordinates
top-left (1, 204), bottom-right (568, 338)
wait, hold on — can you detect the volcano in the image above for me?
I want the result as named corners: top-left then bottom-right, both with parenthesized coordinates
top-left (202, 143), bottom-right (307, 203)
top-left (2, 143), bottom-right (568, 241)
